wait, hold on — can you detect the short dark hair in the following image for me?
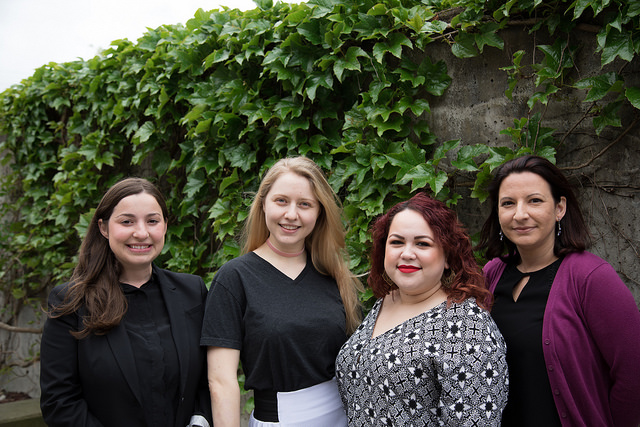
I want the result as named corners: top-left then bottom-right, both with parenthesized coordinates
top-left (369, 193), bottom-right (492, 310)
top-left (477, 155), bottom-right (591, 263)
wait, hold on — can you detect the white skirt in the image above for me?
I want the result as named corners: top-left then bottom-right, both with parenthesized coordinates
top-left (248, 378), bottom-right (347, 427)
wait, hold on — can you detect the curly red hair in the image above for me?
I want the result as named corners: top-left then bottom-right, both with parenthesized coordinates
top-left (369, 193), bottom-right (492, 310)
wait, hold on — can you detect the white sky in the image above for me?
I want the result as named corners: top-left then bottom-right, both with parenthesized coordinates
top-left (0, 0), bottom-right (262, 91)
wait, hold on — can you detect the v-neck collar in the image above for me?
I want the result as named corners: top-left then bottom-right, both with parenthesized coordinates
top-left (249, 251), bottom-right (311, 283)
top-left (368, 297), bottom-right (448, 340)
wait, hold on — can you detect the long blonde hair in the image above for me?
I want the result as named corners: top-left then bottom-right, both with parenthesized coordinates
top-left (242, 157), bottom-right (362, 334)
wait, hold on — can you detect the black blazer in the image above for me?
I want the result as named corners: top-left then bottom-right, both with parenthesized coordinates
top-left (40, 266), bottom-right (212, 427)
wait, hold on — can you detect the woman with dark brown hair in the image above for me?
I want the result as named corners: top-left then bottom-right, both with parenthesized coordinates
top-left (40, 178), bottom-right (212, 427)
top-left (477, 155), bottom-right (640, 427)
top-left (336, 192), bottom-right (508, 426)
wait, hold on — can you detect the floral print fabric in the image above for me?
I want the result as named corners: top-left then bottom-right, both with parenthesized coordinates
top-left (336, 298), bottom-right (509, 426)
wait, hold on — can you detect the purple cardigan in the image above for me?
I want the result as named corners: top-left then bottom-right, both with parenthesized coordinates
top-left (484, 251), bottom-right (640, 427)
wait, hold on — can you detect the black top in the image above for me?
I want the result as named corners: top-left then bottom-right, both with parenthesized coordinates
top-left (201, 252), bottom-right (347, 393)
top-left (491, 258), bottom-right (563, 427)
top-left (40, 266), bottom-right (211, 427)
top-left (121, 274), bottom-right (180, 427)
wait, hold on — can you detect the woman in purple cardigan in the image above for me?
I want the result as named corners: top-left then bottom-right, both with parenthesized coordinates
top-left (476, 155), bottom-right (640, 427)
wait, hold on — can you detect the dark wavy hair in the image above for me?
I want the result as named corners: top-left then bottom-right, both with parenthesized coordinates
top-left (477, 155), bottom-right (591, 264)
top-left (369, 193), bottom-right (492, 310)
top-left (49, 178), bottom-right (168, 338)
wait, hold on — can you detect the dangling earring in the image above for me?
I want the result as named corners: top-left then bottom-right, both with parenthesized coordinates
top-left (557, 220), bottom-right (562, 236)
top-left (441, 269), bottom-right (455, 288)
top-left (499, 230), bottom-right (504, 241)
top-left (382, 271), bottom-right (396, 291)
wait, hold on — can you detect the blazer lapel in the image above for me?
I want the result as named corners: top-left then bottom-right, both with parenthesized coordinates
top-left (106, 323), bottom-right (144, 405)
top-left (155, 267), bottom-right (190, 394)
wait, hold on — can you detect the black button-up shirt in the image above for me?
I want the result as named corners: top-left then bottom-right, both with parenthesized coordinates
top-left (121, 275), bottom-right (180, 427)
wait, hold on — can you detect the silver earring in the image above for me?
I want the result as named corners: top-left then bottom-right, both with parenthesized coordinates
top-left (557, 221), bottom-right (562, 236)
top-left (499, 230), bottom-right (504, 241)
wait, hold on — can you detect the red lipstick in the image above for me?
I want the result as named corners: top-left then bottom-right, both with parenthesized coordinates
top-left (398, 265), bottom-right (421, 273)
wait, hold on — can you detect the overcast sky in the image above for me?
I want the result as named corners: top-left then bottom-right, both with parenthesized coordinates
top-left (0, 0), bottom-right (262, 91)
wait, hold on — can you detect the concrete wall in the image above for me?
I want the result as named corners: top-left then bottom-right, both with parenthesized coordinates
top-left (0, 139), bottom-right (45, 399)
top-left (424, 26), bottom-right (640, 306)
top-left (0, 299), bottom-right (42, 398)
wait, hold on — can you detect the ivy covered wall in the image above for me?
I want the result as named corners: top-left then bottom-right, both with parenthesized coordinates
top-left (0, 0), bottom-right (639, 396)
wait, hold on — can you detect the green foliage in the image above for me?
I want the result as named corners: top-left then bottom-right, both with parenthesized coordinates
top-left (0, 0), bottom-right (638, 327)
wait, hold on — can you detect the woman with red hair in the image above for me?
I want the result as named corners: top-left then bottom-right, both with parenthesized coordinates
top-left (336, 193), bottom-right (508, 425)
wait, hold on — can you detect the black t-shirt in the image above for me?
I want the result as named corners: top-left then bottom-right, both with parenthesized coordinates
top-left (201, 252), bottom-right (347, 392)
top-left (491, 258), bottom-right (563, 427)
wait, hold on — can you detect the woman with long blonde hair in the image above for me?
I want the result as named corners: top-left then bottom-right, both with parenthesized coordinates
top-left (201, 157), bottom-right (361, 426)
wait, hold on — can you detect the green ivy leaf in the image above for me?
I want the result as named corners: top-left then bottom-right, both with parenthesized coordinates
top-left (132, 121), bottom-right (155, 144)
top-left (421, 20), bottom-right (447, 34)
top-left (204, 49), bottom-right (231, 69)
top-left (471, 165), bottom-right (492, 202)
top-left (572, 0), bottom-right (591, 19)
top-left (372, 33), bottom-right (412, 63)
top-left (452, 32), bottom-right (478, 58)
top-left (372, 114), bottom-right (403, 136)
top-left (429, 170), bottom-right (449, 195)
top-left (593, 100), bottom-right (622, 135)
top-left (255, 0), bottom-right (273, 11)
top-left (297, 20), bottom-right (323, 45)
top-left (527, 84), bottom-right (559, 109)
top-left (600, 30), bottom-right (634, 65)
top-left (452, 144), bottom-right (490, 171)
top-left (333, 46), bottom-right (368, 82)
top-left (386, 143), bottom-right (426, 179)
top-left (419, 57), bottom-right (451, 96)
top-left (397, 163), bottom-right (432, 191)
top-left (183, 169), bottom-right (206, 198)
top-left (626, 87), bottom-right (640, 109)
top-left (11, 287), bottom-right (26, 300)
top-left (535, 145), bottom-right (557, 162)
top-left (574, 72), bottom-right (623, 102)
top-left (433, 140), bottom-right (460, 165)
top-left (409, 98), bottom-right (430, 116)
top-left (222, 143), bottom-right (258, 171)
top-left (535, 38), bottom-right (574, 86)
top-left (220, 168), bottom-right (239, 193)
top-left (183, 104), bottom-right (207, 124)
top-left (285, 8), bottom-right (310, 24)
top-left (195, 118), bottom-right (212, 134)
top-left (475, 23), bottom-right (504, 53)
top-left (485, 146), bottom-right (518, 171)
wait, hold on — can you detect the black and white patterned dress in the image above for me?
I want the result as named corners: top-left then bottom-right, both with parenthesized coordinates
top-left (335, 298), bottom-right (509, 426)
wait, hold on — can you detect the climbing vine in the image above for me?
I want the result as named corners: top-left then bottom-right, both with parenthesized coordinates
top-left (0, 0), bottom-right (638, 380)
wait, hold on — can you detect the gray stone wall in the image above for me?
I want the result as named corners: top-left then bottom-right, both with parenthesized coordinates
top-left (1, 140), bottom-right (45, 398)
top-left (424, 27), bottom-right (640, 307)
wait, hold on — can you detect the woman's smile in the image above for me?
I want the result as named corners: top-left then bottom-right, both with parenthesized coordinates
top-left (398, 265), bottom-right (421, 273)
top-left (127, 244), bottom-right (153, 252)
